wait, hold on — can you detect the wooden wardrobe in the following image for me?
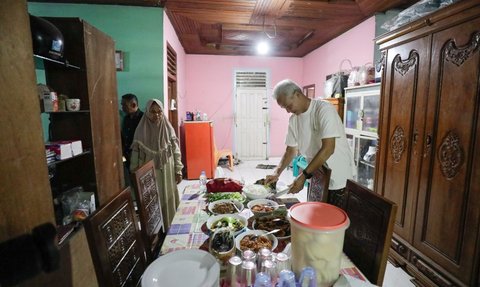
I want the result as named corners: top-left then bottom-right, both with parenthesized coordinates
top-left (375, 1), bottom-right (480, 286)
top-left (0, 1), bottom-right (123, 286)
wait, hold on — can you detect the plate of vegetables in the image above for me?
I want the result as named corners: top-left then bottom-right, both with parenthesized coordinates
top-left (206, 214), bottom-right (247, 235)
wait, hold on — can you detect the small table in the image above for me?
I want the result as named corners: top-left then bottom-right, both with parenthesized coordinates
top-left (160, 184), bottom-right (367, 282)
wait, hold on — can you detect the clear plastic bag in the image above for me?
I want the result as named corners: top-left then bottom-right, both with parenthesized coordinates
top-left (61, 186), bottom-right (91, 223)
top-left (381, 0), bottom-right (459, 32)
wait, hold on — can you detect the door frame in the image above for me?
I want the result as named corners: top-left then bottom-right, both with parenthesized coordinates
top-left (166, 42), bottom-right (179, 136)
top-left (233, 69), bottom-right (271, 160)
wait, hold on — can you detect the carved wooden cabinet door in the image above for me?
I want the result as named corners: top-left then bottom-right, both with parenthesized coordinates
top-left (376, 37), bottom-right (431, 242)
top-left (414, 17), bottom-right (480, 286)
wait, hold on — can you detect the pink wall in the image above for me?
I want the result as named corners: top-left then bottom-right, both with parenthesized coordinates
top-left (303, 16), bottom-right (375, 98)
top-left (163, 11), bottom-right (186, 122)
top-left (184, 55), bottom-right (303, 157)
top-left (167, 15), bottom-right (376, 158)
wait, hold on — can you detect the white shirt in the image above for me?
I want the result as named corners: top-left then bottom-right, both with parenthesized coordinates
top-left (285, 99), bottom-right (354, 189)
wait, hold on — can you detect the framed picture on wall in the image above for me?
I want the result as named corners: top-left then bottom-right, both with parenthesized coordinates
top-left (115, 50), bottom-right (124, 71)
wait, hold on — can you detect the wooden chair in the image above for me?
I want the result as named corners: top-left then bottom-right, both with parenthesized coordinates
top-left (130, 160), bottom-right (165, 262)
top-left (341, 180), bottom-right (397, 286)
top-left (84, 188), bottom-right (147, 287)
top-left (214, 140), bottom-right (234, 171)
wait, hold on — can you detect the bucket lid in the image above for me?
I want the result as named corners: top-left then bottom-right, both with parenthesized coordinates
top-left (289, 202), bottom-right (349, 231)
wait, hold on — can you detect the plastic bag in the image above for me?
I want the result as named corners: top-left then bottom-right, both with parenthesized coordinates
top-left (325, 59), bottom-right (351, 98)
top-left (382, 0), bottom-right (459, 31)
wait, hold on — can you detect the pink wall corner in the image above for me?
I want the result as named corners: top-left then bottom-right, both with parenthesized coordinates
top-left (185, 55), bottom-right (303, 157)
top-left (302, 16), bottom-right (375, 98)
top-left (163, 11), bottom-right (186, 124)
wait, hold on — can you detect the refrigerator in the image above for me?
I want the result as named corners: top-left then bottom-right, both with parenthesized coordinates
top-left (183, 121), bottom-right (216, 179)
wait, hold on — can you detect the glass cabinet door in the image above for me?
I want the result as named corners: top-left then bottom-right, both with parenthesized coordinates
top-left (357, 137), bottom-right (377, 190)
top-left (362, 94), bottom-right (380, 133)
top-left (345, 96), bottom-right (361, 129)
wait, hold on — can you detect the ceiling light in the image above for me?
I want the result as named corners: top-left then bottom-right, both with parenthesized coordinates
top-left (257, 41), bottom-right (269, 55)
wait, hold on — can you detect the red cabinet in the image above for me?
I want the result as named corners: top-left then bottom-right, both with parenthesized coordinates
top-left (184, 121), bottom-right (216, 179)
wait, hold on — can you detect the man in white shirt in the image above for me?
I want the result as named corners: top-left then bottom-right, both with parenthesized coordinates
top-left (266, 79), bottom-right (354, 203)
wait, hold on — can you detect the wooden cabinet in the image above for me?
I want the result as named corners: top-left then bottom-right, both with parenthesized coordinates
top-left (376, 1), bottom-right (480, 286)
top-left (44, 17), bottom-right (123, 207)
top-left (324, 98), bottom-right (344, 121)
top-left (1, 3), bottom-right (122, 286)
top-left (183, 121), bottom-right (216, 179)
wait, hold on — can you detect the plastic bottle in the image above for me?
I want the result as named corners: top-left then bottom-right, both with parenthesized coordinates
top-left (199, 170), bottom-right (207, 192)
top-left (299, 267), bottom-right (316, 287)
top-left (277, 270), bottom-right (296, 287)
top-left (254, 272), bottom-right (272, 287)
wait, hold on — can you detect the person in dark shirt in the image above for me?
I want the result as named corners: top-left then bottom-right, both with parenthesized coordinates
top-left (121, 93), bottom-right (144, 169)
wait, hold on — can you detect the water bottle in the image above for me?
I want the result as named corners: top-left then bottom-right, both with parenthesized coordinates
top-left (254, 272), bottom-right (272, 287)
top-left (199, 170), bottom-right (207, 192)
top-left (299, 267), bottom-right (316, 287)
top-left (277, 270), bottom-right (296, 287)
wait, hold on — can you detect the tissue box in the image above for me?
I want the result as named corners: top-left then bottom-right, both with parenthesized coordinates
top-left (70, 140), bottom-right (83, 156)
top-left (46, 142), bottom-right (72, 160)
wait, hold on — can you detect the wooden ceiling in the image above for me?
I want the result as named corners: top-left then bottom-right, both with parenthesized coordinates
top-left (29, 0), bottom-right (418, 57)
top-left (165, 0), bottom-right (418, 57)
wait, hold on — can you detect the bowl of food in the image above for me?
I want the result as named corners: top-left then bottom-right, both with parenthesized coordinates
top-left (243, 184), bottom-right (271, 200)
top-left (247, 199), bottom-right (279, 217)
top-left (209, 227), bottom-right (235, 264)
top-left (235, 230), bottom-right (278, 253)
top-left (253, 215), bottom-right (291, 240)
top-left (206, 214), bottom-right (247, 235)
top-left (208, 199), bottom-right (243, 215)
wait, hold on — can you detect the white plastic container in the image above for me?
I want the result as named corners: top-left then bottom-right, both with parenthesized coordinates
top-left (288, 202), bottom-right (350, 286)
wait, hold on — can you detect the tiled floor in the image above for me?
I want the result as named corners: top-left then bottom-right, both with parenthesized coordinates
top-left (177, 158), bottom-right (414, 287)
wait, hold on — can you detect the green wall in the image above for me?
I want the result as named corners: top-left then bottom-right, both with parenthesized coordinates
top-left (28, 3), bottom-right (164, 140)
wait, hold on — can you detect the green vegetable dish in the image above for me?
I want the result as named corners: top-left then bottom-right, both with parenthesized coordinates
top-left (205, 192), bottom-right (245, 203)
top-left (211, 217), bottom-right (245, 232)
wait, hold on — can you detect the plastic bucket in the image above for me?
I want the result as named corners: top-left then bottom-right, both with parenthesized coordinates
top-left (288, 202), bottom-right (350, 286)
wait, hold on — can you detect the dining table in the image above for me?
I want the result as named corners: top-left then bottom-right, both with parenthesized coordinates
top-left (158, 183), bottom-right (369, 285)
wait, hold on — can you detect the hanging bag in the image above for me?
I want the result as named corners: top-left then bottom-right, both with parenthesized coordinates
top-left (325, 59), bottom-right (351, 98)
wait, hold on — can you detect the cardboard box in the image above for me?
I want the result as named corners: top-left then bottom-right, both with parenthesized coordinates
top-left (45, 142), bottom-right (72, 160)
top-left (70, 140), bottom-right (83, 156)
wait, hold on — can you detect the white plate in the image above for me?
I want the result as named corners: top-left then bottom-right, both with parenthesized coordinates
top-left (235, 230), bottom-right (278, 253)
top-left (141, 249), bottom-right (220, 287)
top-left (208, 199), bottom-right (244, 215)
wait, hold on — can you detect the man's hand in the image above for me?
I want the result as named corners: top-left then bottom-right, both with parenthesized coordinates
top-left (176, 174), bottom-right (182, 184)
top-left (288, 174), bottom-right (306, 194)
top-left (265, 170), bottom-right (280, 185)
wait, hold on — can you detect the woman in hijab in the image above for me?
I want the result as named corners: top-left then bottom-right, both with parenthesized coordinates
top-left (130, 99), bottom-right (183, 230)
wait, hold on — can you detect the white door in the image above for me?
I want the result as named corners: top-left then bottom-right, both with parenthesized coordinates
top-left (235, 87), bottom-right (268, 160)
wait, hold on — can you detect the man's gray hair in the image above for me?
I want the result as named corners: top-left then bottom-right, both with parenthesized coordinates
top-left (272, 79), bottom-right (302, 100)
